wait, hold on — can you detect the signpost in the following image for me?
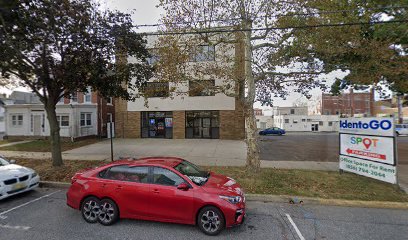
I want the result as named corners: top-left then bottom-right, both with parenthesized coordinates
top-left (339, 117), bottom-right (397, 184)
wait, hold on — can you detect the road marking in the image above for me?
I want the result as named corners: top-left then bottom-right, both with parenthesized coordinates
top-left (0, 190), bottom-right (61, 217)
top-left (0, 224), bottom-right (31, 231)
top-left (285, 213), bottom-right (306, 240)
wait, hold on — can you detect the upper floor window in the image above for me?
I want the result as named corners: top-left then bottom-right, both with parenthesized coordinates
top-left (290, 109), bottom-right (295, 114)
top-left (189, 80), bottom-right (215, 96)
top-left (84, 87), bottom-right (92, 103)
top-left (70, 92), bottom-right (78, 103)
top-left (11, 114), bottom-right (23, 126)
top-left (142, 82), bottom-right (169, 98)
top-left (147, 49), bottom-right (160, 65)
top-left (192, 45), bottom-right (215, 62)
top-left (106, 97), bottom-right (113, 105)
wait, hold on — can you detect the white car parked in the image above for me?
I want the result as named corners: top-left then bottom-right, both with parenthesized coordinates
top-left (396, 124), bottom-right (408, 136)
top-left (0, 157), bottom-right (40, 200)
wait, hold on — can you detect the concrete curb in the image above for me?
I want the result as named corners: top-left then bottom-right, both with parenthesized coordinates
top-left (246, 194), bottom-right (408, 209)
top-left (39, 182), bottom-right (408, 210)
top-left (40, 181), bottom-right (71, 189)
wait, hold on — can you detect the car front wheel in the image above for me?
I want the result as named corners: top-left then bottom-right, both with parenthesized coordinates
top-left (198, 206), bottom-right (225, 236)
top-left (81, 197), bottom-right (100, 223)
top-left (98, 199), bottom-right (119, 226)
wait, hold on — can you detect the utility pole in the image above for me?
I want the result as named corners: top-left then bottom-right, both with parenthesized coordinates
top-left (397, 94), bottom-right (403, 124)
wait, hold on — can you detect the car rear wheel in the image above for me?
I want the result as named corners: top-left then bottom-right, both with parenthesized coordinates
top-left (81, 197), bottom-right (100, 223)
top-left (98, 199), bottom-right (119, 226)
top-left (197, 206), bottom-right (225, 236)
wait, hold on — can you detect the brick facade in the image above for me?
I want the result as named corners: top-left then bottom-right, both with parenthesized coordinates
top-left (173, 111), bottom-right (185, 139)
top-left (220, 101), bottom-right (245, 140)
top-left (322, 89), bottom-right (375, 116)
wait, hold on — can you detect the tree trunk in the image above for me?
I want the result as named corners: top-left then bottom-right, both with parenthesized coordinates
top-left (45, 101), bottom-right (63, 166)
top-left (243, 20), bottom-right (260, 173)
top-left (397, 94), bottom-right (403, 124)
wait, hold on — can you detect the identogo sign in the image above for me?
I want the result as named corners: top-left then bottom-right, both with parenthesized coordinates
top-left (339, 117), bottom-right (397, 184)
top-left (339, 118), bottom-right (394, 136)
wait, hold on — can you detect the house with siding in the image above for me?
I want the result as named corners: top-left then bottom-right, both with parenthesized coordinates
top-left (4, 90), bottom-right (114, 140)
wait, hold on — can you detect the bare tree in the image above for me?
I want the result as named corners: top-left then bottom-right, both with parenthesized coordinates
top-left (156, 0), bottom-right (328, 173)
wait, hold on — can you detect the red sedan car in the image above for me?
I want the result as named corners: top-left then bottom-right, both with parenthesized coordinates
top-left (66, 157), bottom-right (245, 235)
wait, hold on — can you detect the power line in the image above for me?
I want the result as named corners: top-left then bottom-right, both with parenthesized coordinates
top-left (133, 5), bottom-right (408, 28)
top-left (139, 19), bottom-right (408, 36)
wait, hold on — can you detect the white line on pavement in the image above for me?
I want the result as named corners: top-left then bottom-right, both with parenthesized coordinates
top-left (285, 213), bottom-right (306, 240)
top-left (0, 190), bottom-right (61, 217)
top-left (0, 224), bottom-right (31, 231)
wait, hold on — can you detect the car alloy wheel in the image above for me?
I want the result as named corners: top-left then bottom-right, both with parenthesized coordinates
top-left (198, 206), bottom-right (225, 236)
top-left (81, 197), bottom-right (100, 223)
top-left (97, 199), bottom-right (119, 226)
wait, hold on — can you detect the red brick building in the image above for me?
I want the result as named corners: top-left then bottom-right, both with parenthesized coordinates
top-left (321, 89), bottom-right (375, 116)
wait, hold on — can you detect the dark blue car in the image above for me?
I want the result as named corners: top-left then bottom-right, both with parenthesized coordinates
top-left (259, 127), bottom-right (286, 135)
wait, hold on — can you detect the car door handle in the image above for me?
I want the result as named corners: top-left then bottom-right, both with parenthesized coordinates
top-left (153, 189), bottom-right (160, 194)
top-left (116, 185), bottom-right (123, 190)
top-left (101, 183), bottom-right (107, 188)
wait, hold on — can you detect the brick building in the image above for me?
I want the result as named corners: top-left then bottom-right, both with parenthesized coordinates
top-left (321, 89), bottom-right (375, 117)
top-left (115, 34), bottom-right (245, 140)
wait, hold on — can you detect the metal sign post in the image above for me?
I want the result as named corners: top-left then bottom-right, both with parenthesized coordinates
top-left (110, 122), bottom-right (113, 162)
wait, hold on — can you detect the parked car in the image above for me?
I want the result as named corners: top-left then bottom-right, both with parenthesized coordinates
top-left (396, 124), bottom-right (408, 135)
top-left (67, 157), bottom-right (245, 236)
top-left (0, 157), bottom-right (40, 200)
top-left (259, 127), bottom-right (286, 135)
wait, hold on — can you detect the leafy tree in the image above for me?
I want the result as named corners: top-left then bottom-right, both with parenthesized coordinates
top-left (157, 0), bottom-right (329, 173)
top-left (0, 0), bottom-right (151, 166)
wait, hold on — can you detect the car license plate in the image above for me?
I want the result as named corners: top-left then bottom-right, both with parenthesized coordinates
top-left (13, 182), bottom-right (26, 190)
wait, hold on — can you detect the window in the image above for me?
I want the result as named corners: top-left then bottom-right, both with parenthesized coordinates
top-left (70, 92), bottom-right (78, 103)
top-left (284, 119), bottom-right (289, 123)
top-left (106, 97), bottom-right (113, 105)
top-left (328, 121), bottom-right (333, 126)
top-left (189, 80), bottom-right (215, 96)
top-left (11, 114), bottom-right (23, 126)
top-left (290, 109), bottom-right (295, 114)
top-left (307, 119), bottom-right (311, 122)
top-left (102, 165), bottom-right (148, 183)
top-left (57, 115), bottom-right (70, 127)
top-left (146, 49), bottom-right (160, 65)
top-left (107, 113), bottom-right (113, 123)
top-left (301, 119), bottom-right (306, 122)
top-left (293, 119), bottom-right (298, 123)
top-left (319, 121), bottom-right (324, 126)
top-left (80, 113), bottom-right (92, 126)
top-left (142, 82), bottom-right (169, 98)
top-left (153, 167), bottom-right (184, 186)
top-left (84, 87), bottom-right (92, 103)
top-left (192, 45), bottom-right (215, 62)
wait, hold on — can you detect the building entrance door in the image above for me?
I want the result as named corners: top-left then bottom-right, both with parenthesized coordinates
top-left (192, 117), bottom-right (211, 138)
top-left (311, 124), bottom-right (319, 132)
top-left (33, 115), bottom-right (42, 136)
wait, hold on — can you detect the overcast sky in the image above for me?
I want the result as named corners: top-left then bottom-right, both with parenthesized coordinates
top-left (1, 0), bottom-right (369, 112)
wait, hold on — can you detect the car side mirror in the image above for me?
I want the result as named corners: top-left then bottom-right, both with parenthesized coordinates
top-left (177, 182), bottom-right (190, 191)
top-left (9, 160), bottom-right (16, 164)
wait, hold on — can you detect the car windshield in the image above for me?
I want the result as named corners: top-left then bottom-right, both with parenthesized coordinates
top-left (0, 157), bottom-right (10, 166)
top-left (174, 160), bottom-right (209, 186)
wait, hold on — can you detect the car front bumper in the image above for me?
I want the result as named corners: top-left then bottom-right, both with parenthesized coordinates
top-left (0, 175), bottom-right (40, 200)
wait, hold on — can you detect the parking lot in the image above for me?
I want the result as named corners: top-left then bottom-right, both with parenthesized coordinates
top-left (260, 133), bottom-right (408, 164)
top-left (1, 188), bottom-right (408, 240)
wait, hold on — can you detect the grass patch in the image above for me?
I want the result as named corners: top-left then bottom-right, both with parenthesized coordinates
top-left (0, 139), bottom-right (22, 145)
top-left (0, 138), bottom-right (101, 152)
top-left (13, 159), bottom-right (408, 202)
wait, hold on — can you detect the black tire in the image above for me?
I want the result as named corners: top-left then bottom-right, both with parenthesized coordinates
top-left (81, 196), bottom-right (100, 224)
top-left (197, 206), bottom-right (225, 236)
top-left (98, 198), bottom-right (119, 226)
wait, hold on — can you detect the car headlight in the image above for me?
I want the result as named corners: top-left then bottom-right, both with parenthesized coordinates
top-left (219, 195), bottom-right (242, 204)
top-left (31, 172), bottom-right (38, 178)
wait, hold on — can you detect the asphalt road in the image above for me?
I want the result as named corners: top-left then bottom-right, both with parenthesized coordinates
top-left (260, 133), bottom-right (408, 164)
top-left (1, 188), bottom-right (408, 240)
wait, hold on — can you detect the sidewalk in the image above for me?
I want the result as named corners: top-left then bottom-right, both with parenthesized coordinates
top-left (0, 138), bottom-right (406, 193)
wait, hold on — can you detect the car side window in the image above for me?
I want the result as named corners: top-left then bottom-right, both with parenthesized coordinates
top-left (104, 165), bottom-right (129, 181)
top-left (127, 167), bottom-right (149, 183)
top-left (152, 167), bottom-right (184, 186)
